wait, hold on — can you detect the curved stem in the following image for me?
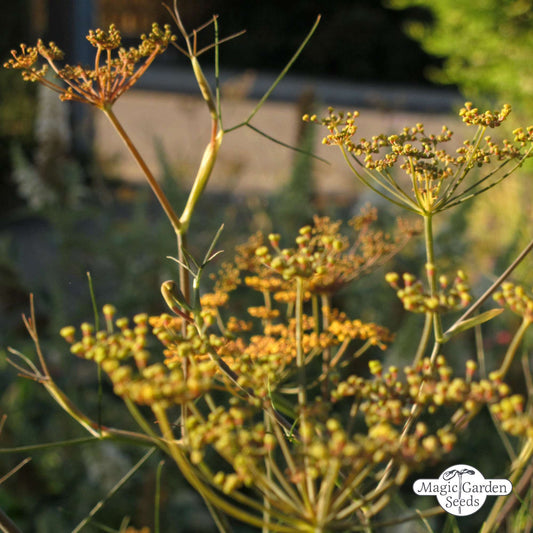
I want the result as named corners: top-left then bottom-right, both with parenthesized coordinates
top-left (498, 318), bottom-right (532, 378)
top-left (413, 312), bottom-right (433, 365)
top-left (152, 403), bottom-right (301, 532)
top-left (481, 438), bottom-right (533, 533)
top-left (179, 128), bottom-right (223, 232)
top-left (439, 125), bottom-right (486, 206)
top-left (341, 146), bottom-right (420, 213)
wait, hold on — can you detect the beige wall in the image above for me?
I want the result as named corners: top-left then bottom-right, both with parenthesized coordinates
top-left (94, 89), bottom-right (464, 198)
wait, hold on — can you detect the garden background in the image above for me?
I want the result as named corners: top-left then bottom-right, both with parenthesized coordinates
top-left (0, 1), bottom-right (532, 531)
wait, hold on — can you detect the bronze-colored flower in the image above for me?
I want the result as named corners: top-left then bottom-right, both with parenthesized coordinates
top-left (5, 23), bottom-right (175, 108)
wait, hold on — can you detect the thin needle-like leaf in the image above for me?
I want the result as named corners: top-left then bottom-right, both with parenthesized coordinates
top-left (71, 447), bottom-right (157, 533)
top-left (166, 255), bottom-right (196, 275)
top-left (4, 360), bottom-right (38, 380)
top-left (0, 437), bottom-right (100, 454)
top-left (87, 271), bottom-right (104, 432)
top-left (205, 249), bottom-right (224, 263)
top-left (202, 223), bottom-right (225, 266)
top-left (154, 460), bottom-right (164, 533)
top-left (245, 123), bottom-right (330, 164)
top-left (6, 347), bottom-right (41, 376)
top-left (243, 16), bottom-right (320, 125)
top-left (445, 235), bottom-right (533, 335)
top-left (0, 508), bottom-right (23, 533)
top-left (214, 15), bottom-right (223, 128)
top-left (0, 457), bottom-right (31, 485)
top-left (86, 271), bottom-right (99, 331)
top-left (195, 30), bottom-right (246, 57)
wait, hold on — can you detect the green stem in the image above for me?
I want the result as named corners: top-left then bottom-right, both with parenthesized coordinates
top-left (177, 231), bottom-right (191, 305)
top-left (226, 16), bottom-right (321, 130)
top-left (151, 403), bottom-right (301, 532)
top-left (190, 56), bottom-right (217, 119)
top-left (177, 230), bottom-right (190, 440)
top-left (335, 477), bottom-right (395, 521)
top-left (481, 438), bottom-right (533, 533)
top-left (295, 277), bottom-right (316, 507)
top-left (41, 379), bottom-right (102, 438)
top-left (86, 271), bottom-right (104, 432)
top-left (179, 128), bottom-right (223, 232)
top-left (364, 506), bottom-right (444, 530)
top-left (329, 464), bottom-right (373, 515)
top-left (315, 458), bottom-right (341, 527)
top-left (423, 215), bottom-right (436, 290)
top-left (245, 123), bottom-right (329, 164)
top-left (499, 318), bottom-right (532, 378)
top-left (439, 125), bottom-right (486, 207)
top-left (413, 312), bottom-right (433, 365)
top-left (124, 398), bottom-right (170, 451)
top-left (262, 448), bottom-right (304, 512)
top-left (269, 407), bottom-right (311, 512)
top-left (263, 412), bottom-right (272, 533)
top-left (295, 277), bottom-right (307, 411)
top-left (321, 294), bottom-right (331, 400)
top-left (341, 146), bottom-right (420, 213)
top-left (154, 460), bottom-right (164, 533)
top-left (102, 106), bottom-right (181, 234)
top-left (423, 214), bottom-right (443, 344)
top-left (0, 437), bottom-right (96, 453)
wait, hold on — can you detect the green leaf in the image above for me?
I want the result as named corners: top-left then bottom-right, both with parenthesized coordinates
top-left (442, 308), bottom-right (503, 342)
top-left (202, 223), bottom-right (225, 266)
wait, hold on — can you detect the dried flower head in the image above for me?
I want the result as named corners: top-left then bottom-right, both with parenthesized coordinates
top-left (237, 211), bottom-right (418, 294)
top-left (4, 23), bottom-right (175, 108)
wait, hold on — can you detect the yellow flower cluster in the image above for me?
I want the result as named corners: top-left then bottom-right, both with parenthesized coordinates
top-left (491, 395), bottom-right (533, 438)
top-left (386, 268), bottom-right (472, 314)
top-left (459, 102), bottom-right (512, 128)
top-left (333, 356), bottom-right (513, 441)
top-left (493, 282), bottom-right (533, 322)
top-left (309, 103), bottom-right (533, 215)
top-left (328, 311), bottom-right (393, 348)
top-left (244, 212), bottom-right (416, 293)
top-left (186, 406), bottom-right (271, 492)
top-left (60, 307), bottom-right (218, 406)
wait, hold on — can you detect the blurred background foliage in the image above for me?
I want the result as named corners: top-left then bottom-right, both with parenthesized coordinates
top-left (388, 0), bottom-right (533, 121)
top-left (1, 1), bottom-right (533, 531)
